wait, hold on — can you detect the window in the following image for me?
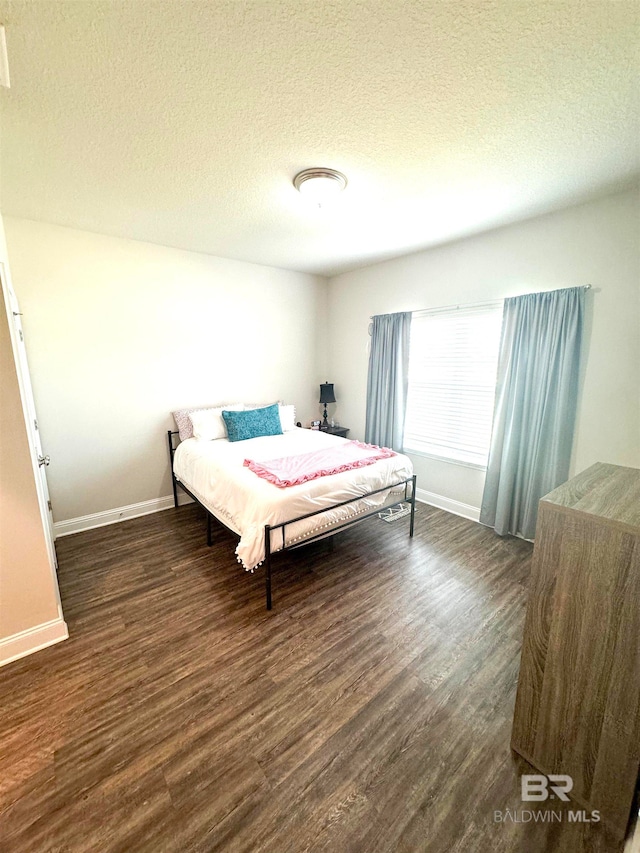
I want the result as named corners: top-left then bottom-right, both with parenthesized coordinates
top-left (403, 301), bottom-right (503, 468)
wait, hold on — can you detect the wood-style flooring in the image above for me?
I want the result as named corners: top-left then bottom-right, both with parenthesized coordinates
top-left (0, 502), bottom-right (631, 852)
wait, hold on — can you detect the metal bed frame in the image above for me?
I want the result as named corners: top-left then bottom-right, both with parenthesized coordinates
top-left (167, 430), bottom-right (417, 610)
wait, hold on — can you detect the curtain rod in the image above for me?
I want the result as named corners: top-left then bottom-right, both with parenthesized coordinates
top-left (370, 285), bottom-right (592, 320)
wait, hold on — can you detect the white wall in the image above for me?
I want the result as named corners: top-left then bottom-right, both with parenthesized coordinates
top-left (4, 219), bottom-right (327, 522)
top-left (5, 188), bottom-right (639, 526)
top-left (326, 188), bottom-right (640, 511)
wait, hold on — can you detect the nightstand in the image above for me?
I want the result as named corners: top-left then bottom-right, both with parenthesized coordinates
top-left (320, 425), bottom-right (349, 438)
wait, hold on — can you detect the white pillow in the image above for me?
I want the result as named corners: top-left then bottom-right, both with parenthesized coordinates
top-left (190, 404), bottom-right (243, 441)
top-left (278, 403), bottom-right (296, 431)
top-left (242, 402), bottom-right (269, 411)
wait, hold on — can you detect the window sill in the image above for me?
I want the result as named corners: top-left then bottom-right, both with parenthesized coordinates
top-left (402, 447), bottom-right (488, 472)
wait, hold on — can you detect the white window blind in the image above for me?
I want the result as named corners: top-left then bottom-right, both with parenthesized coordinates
top-left (403, 301), bottom-right (504, 468)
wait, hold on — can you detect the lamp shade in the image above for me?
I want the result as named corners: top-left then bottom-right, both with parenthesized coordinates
top-left (319, 382), bottom-right (336, 404)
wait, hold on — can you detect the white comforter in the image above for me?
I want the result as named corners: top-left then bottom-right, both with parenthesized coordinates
top-left (173, 428), bottom-right (413, 571)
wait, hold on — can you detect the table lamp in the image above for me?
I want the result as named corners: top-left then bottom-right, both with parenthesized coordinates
top-left (319, 382), bottom-right (336, 428)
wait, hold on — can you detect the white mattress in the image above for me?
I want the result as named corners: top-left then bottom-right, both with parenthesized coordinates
top-left (173, 428), bottom-right (414, 570)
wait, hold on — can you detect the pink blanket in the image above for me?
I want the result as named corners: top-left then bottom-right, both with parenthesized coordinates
top-left (244, 440), bottom-right (397, 488)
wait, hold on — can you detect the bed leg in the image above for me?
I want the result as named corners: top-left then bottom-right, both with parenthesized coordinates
top-left (409, 475), bottom-right (417, 537)
top-left (265, 525), bottom-right (272, 611)
top-left (168, 430), bottom-right (179, 508)
top-left (207, 512), bottom-right (213, 547)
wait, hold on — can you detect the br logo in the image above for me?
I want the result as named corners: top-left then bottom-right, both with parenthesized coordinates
top-left (521, 775), bottom-right (573, 802)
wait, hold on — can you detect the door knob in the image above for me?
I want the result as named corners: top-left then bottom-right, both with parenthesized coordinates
top-left (37, 454), bottom-right (50, 467)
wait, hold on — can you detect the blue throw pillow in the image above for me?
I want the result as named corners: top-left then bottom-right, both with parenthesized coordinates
top-left (222, 404), bottom-right (283, 442)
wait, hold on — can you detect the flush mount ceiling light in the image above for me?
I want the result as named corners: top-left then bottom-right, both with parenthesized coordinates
top-left (293, 168), bottom-right (347, 205)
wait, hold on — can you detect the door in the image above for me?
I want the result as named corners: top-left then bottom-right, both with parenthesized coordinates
top-left (1, 263), bottom-right (60, 582)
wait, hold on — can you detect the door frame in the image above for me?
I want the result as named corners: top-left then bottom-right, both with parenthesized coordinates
top-left (0, 260), bottom-right (64, 619)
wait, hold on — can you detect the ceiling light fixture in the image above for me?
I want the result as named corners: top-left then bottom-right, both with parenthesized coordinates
top-left (293, 168), bottom-right (347, 206)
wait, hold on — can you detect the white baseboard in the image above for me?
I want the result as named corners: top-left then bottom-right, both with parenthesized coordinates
top-left (0, 617), bottom-right (68, 668)
top-left (53, 488), bottom-right (476, 538)
top-left (54, 493), bottom-right (193, 537)
top-left (415, 487), bottom-right (481, 523)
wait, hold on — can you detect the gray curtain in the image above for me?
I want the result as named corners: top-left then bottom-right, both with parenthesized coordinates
top-left (480, 287), bottom-right (585, 539)
top-left (365, 312), bottom-right (412, 450)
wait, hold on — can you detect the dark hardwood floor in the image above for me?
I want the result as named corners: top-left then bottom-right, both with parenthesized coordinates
top-left (0, 502), bottom-right (630, 852)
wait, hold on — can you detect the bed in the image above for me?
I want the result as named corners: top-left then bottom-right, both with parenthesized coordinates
top-left (167, 407), bottom-right (416, 609)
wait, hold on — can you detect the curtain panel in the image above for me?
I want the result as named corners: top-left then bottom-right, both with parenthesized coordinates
top-left (365, 312), bottom-right (412, 451)
top-left (480, 287), bottom-right (585, 539)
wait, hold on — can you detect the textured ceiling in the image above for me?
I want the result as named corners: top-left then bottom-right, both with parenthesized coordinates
top-left (0, 1), bottom-right (638, 276)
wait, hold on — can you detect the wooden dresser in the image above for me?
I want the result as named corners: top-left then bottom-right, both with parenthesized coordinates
top-left (511, 462), bottom-right (640, 839)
